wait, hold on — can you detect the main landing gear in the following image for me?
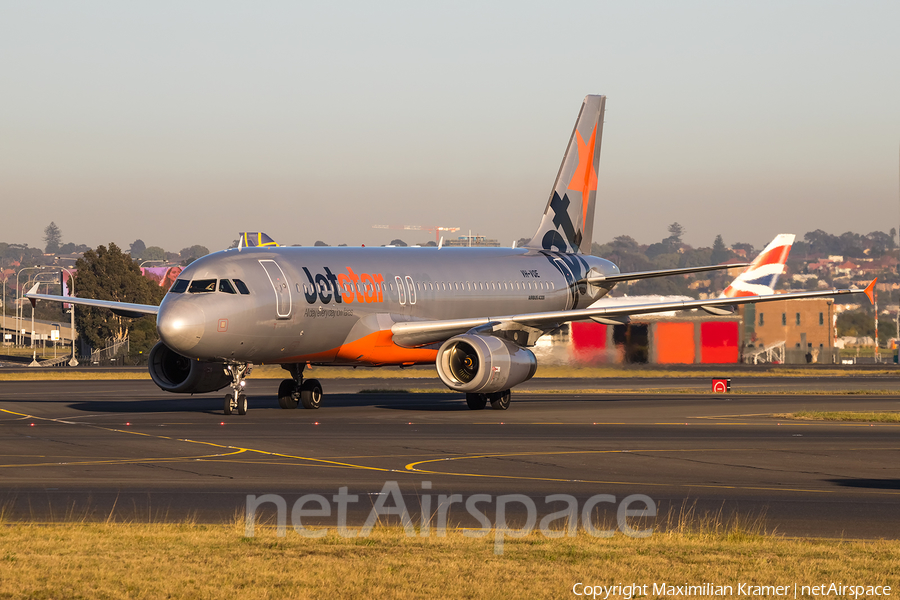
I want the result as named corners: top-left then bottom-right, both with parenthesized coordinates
top-left (465, 389), bottom-right (511, 411)
top-left (278, 363), bottom-right (323, 410)
top-left (223, 363), bottom-right (251, 416)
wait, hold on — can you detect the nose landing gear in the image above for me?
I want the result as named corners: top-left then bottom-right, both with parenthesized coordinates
top-left (279, 363), bottom-right (323, 409)
top-left (223, 363), bottom-right (251, 415)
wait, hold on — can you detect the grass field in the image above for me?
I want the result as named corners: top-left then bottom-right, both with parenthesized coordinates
top-left (775, 410), bottom-right (900, 422)
top-left (0, 520), bottom-right (897, 600)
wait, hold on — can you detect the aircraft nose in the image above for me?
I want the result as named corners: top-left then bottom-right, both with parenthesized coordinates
top-left (157, 300), bottom-right (205, 354)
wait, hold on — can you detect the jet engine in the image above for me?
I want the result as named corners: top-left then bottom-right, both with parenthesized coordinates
top-left (148, 341), bottom-right (231, 394)
top-left (436, 334), bottom-right (537, 393)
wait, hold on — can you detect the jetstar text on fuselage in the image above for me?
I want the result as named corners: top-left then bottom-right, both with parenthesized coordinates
top-left (302, 267), bottom-right (385, 305)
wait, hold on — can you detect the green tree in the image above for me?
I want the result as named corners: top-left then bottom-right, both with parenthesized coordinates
top-left (711, 234), bottom-right (731, 264)
top-left (666, 222), bottom-right (685, 244)
top-left (731, 242), bottom-right (755, 258)
top-left (837, 308), bottom-right (897, 347)
top-left (73, 243), bottom-right (165, 354)
top-left (129, 239), bottom-right (147, 259)
top-left (143, 246), bottom-right (167, 261)
top-left (179, 245), bottom-right (210, 266)
top-left (44, 222), bottom-right (62, 254)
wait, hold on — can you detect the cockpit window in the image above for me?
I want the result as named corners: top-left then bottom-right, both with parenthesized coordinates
top-left (169, 279), bottom-right (189, 294)
top-left (233, 279), bottom-right (251, 295)
top-left (219, 279), bottom-right (237, 294)
top-left (188, 279), bottom-right (217, 293)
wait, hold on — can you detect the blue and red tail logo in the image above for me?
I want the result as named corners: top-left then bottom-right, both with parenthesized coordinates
top-left (721, 234), bottom-right (795, 298)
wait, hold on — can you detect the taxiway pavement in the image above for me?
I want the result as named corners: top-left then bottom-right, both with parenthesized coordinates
top-left (0, 377), bottom-right (898, 538)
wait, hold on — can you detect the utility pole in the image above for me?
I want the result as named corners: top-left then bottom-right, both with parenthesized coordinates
top-left (874, 287), bottom-right (879, 362)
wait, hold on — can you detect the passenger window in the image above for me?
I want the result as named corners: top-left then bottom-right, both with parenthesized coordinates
top-left (233, 279), bottom-right (251, 295)
top-left (219, 279), bottom-right (237, 294)
top-left (169, 279), bottom-right (189, 293)
top-left (189, 279), bottom-right (217, 293)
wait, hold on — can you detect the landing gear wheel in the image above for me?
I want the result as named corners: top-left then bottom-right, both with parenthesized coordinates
top-left (224, 363), bottom-right (251, 415)
top-left (278, 379), bottom-right (299, 409)
top-left (300, 379), bottom-right (323, 409)
top-left (466, 393), bottom-right (487, 410)
top-left (489, 390), bottom-right (511, 411)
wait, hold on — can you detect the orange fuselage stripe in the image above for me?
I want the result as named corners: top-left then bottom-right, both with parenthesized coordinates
top-left (279, 330), bottom-right (437, 365)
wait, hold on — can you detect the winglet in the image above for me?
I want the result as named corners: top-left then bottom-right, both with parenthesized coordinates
top-left (27, 283), bottom-right (39, 308)
top-left (864, 278), bottom-right (877, 305)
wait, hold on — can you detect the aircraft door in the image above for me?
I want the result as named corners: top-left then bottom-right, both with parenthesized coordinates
top-left (394, 275), bottom-right (416, 313)
top-left (395, 276), bottom-right (406, 305)
top-left (259, 259), bottom-right (292, 319)
top-left (405, 276), bottom-right (417, 305)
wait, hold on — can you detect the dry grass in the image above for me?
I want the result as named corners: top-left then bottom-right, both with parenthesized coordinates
top-left (775, 410), bottom-right (900, 422)
top-left (0, 371), bottom-right (151, 381)
top-left (0, 517), bottom-right (896, 600)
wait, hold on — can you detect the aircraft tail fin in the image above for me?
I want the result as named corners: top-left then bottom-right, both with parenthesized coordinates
top-left (238, 232), bottom-right (279, 247)
top-left (721, 234), bottom-right (795, 298)
top-left (525, 95), bottom-right (606, 255)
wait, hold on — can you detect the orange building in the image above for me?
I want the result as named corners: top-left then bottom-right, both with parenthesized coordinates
top-left (570, 316), bottom-right (741, 365)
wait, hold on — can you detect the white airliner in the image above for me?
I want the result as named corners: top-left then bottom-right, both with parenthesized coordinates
top-left (28, 96), bottom-right (874, 414)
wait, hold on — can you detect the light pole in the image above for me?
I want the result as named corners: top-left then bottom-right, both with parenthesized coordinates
top-left (57, 266), bottom-right (79, 366)
top-left (15, 266), bottom-right (45, 347)
top-left (28, 274), bottom-right (58, 350)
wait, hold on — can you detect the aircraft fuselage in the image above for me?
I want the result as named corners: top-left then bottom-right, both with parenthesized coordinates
top-left (156, 246), bottom-right (619, 365)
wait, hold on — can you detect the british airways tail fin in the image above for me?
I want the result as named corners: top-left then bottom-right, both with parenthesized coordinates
top-left (721, 234), bottom-right (795, 298)
top-left (525, 95), bottom-right (606, 255)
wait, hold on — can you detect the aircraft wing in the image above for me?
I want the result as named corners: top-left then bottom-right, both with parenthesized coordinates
top-left (586, 262), bottom-right (750, 284)
top-left (24, 290), bottom-right (159, 318)
top-left (391, 280), bottom-right (875, 348)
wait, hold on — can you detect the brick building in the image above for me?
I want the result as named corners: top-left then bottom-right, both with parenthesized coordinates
top-left (741, 298), bottom-right (836, 362)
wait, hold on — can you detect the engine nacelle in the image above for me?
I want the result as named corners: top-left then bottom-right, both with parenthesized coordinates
top-left (436, 334), bottom-right (537, 394)
top-left (148, 341), bottom-right (231, 394)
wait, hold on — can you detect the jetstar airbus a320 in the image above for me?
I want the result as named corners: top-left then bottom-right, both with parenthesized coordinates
top-left (28, 95), bottom-right (875, 414)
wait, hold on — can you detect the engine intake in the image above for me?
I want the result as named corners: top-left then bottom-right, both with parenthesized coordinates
top-left (148, 341), bottom-right (231, 394)
top-left (436, 334), bottom-right (537, 393)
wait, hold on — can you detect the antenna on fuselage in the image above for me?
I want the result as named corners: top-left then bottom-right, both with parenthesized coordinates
top-left (238, 235), bottom-right (243, 252)
top-left (438, 236), bottom-right (443, 250)
top-left (512, 240), bottom-right (517, 249)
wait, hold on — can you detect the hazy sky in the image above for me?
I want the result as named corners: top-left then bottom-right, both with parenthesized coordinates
top-left (2, 1), bottom-right (899, 253)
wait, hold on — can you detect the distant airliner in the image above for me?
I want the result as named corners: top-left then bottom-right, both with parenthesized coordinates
top-left (28, 96), bottom-right (874, 414)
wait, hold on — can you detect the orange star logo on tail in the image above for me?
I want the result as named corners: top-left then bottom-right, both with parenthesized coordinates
top-left (567, 124), bottom-right (598, 230)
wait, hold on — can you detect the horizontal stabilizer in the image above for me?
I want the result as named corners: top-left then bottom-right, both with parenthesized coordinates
top-left (585, 262), bottom-right (749, 285)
